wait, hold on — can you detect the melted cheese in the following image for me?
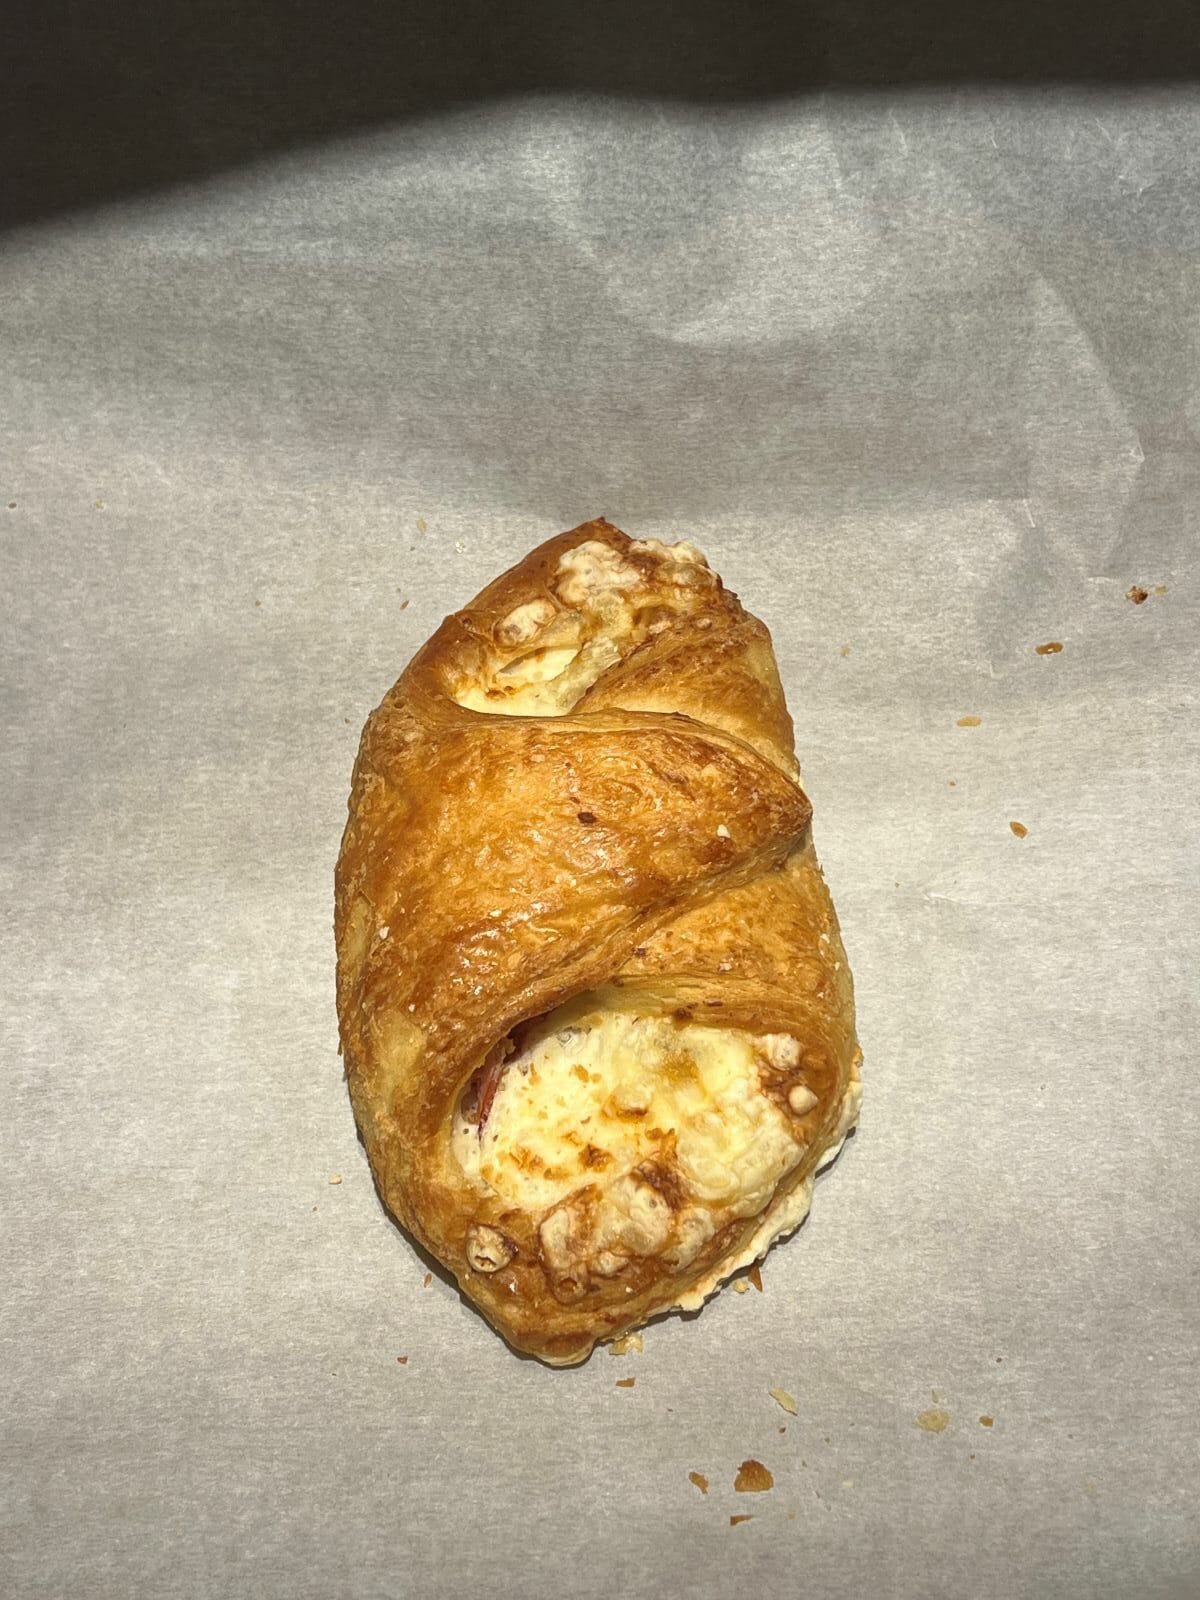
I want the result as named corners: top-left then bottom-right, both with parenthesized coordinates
top-left (453, 1001), bottom-right (807, 1287)
top-left (454, 536), bottom-right (714, 718)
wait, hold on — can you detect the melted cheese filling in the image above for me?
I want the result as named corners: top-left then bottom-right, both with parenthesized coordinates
top-left (454, 537), bottom-right (714, 717)
top-left (453, 1001), bottom-right (808, 1292)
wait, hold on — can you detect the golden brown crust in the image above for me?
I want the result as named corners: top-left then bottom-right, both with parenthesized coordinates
top-left (334, 518), bottom-right (860, 1364)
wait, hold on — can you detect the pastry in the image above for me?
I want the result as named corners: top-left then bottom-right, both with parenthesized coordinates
top-left (334, 518), bottom-right (861, 1364)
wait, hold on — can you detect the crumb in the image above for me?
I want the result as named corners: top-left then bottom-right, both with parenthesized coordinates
top-left (841, 1479), bottom-right (854, 1489)
top-left (422, 1272), bottom-right (433, 1288)
top-left (732, 1279), bottom-right (750, 1294)
top-left (979, 1415), bottom-right (994, 1428)
top-left (840, 645), bottom-right (851, 657)
top-left (400, 599), bottom-right (409, 611)
top-left (1035, 641), bottom-right (1063, 655)
top-left (615, 1377), bottom-right (636, 1389)
top-left (779, 1425), bottom-right (786, 1434)
top-left (1154, 584), bottom-right (1168, 595)
top-left (688, 1471), bottom-right (709, 1494)
top-left (957, 715), bottom-right (982, 727)
top-left (1126, 585), bottom-right (1149, 605)
top-left (747, 1265), bottom-right (763, 1293)
top-left (328, 1174), bottom-right (342, 1185)
top-left (915, 1409), bottom-right (951, 1433)
top-left (769, 1388), bottom-right (798, 1416)
top-left (6, 501), bottom-right (15, 509)
top-left (1009, 821), bottom-right (1028, 838)
top-left (455, 539), bottom-right (466, 553)
top-left (576, 811), bottom-right (596, 824)
top-left (254, 599), bottom-right (261, 608)
top-left (734, 1459), bottom-right (774, 1493)
top-left (94, 499), bottom-right (105, 509)
top-left (609, 1332), bottom-right (643, 1356)
top-left (949, 780), bottom-right (957, 787)
top-left (397, 1356), bottom-right (408, 1365)
top-left (730, 1515), bottom-right (753, 1527)
top-left (416, 517), bottom-right (427, 533)
top-left (931, 1389), bottom-right (941, 1402)
top-left (311, 1205), bottom-right (317, 1211)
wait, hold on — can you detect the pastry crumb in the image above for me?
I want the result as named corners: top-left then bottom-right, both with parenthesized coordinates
top-left (957, 715), bottom-right (982, 727)
top-left (396, 1356), bottom-right (408, 1365)
top-left (609, 1332), bottom-right (643, 1356)
top-left (747, 1265), bottom-right (763, 1293)
top-left (400, 599), bottom-right (410, 611)
top-left (979, 1415), bottom-right (994, 1428)
top-left (422, 1272), bottom-right (433, 1288)
top-left (1126, 585), bottom-right (1149, 604)
top-left (732, 1279), bottom-right (750, 1294)
top-left (915, 1408), bottom-right (951, 1433)
top-left (416, 517), bottom-right (427, 533)
top-left (328, 1174), bottom-right (343, 1185)
top-left (1035, 641), bottom-right (1064, 655)
top-left (615, 1377), bottom-right (636, 1389)
top-left (688, 1471), bottom-right (709, 1494)
top-left (769, 1388), bottom-right (798, 1415)
top-left (1009, 821), bottom-right (1028, 838)
top-left (734, 1459), bottom-right (774, 1493)
top-left (730, 1514), bottom-right (753, 1527)
top-left (1154, 584), bottom-right (1168, 595)
top-left (840, 645), bottom-right (851, 657)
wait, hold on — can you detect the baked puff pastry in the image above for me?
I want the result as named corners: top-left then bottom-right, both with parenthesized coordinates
top-left (335, 519), bottom-right (861, 1364)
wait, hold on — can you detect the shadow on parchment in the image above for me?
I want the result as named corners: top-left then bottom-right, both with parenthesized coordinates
top-left (5, 0), bottom-right (1200, 233)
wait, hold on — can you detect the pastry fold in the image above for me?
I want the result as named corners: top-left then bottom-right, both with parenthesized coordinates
top-left (335, 519), bottom-right (861, 1364)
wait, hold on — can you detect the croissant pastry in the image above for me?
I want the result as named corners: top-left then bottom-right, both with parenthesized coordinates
top-left (334, 519), bottom-right (861, 1364)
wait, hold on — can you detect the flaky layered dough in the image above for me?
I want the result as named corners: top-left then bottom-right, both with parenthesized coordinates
top-left (334, 519), bottom-right (861, 1364)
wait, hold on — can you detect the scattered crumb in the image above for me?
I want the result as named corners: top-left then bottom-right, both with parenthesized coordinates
top-left (734, 1459), bottom-right (774, 1493)
top-left (957, 715), bottom-right (982, 727)
top-left (979, 1415), bottom-right (994, 1428)
top-left (400, 599), bottom-right (410, 611)
top-left (931, 1389), bottom-right (941, 1402)
top-left (328, 1174), bottom-right (342, 1185)
top-left (1009, 821), bottom-right (1028, 838)
top-left (455, 539), bottom-right (466, 553)
top-left (916, 1409), bottom-right (951, 1433)
top-left (416, 517), bottom-right (427, 533)
top-left (688, 1472), bottom-right (709, 1494)
top-left (747, 1265), bottom-right (763, 1293)
top-left (6, 501), bottom-right (15, 509)
top-left (778, 1426), bottom-right (786, 1434)
top-left (422, 1272), bottom-right (433, 1288)
top-left (730, 1515), bottom-right (753, 1527)
top-left (94, 499), bottom-right (105, 509)
top-left (769, 1388), bottom-right (798, 1416)
top-left (1154, 584), bottom-right (1168, 595)
top-left (254, 599), bottom-right (262, 608)
top-left (949, 780), bottom-right (957, 787)
top-left (610, 1332), bottom-right (643, 1356)
top-left (396, 1356), bottom-right (409, 1365)
top-left (1035, 641), bottom-right (1064, 655)
top-left (841, 1479), bottom-right (854, 1489)
top-left (840, 645), bottom-right (851, 657)
top-left (1126, 585), bottom-right (1149, 605)
top-left (615, 1377), bottom-right (636, 1389)
top-left (732, 1279), bottom-right (750, 1295)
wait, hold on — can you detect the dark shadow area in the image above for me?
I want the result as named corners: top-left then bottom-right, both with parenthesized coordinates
top-left (6, 0), bottom-right (1200, 232)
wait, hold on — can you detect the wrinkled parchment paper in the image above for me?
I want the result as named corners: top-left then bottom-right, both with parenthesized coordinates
top-left (3, 91), bottom-right (1198, 1600)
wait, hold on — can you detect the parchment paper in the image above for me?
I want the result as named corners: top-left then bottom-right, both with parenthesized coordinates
top-left (3, 90), bottom-right (1198, 1600)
